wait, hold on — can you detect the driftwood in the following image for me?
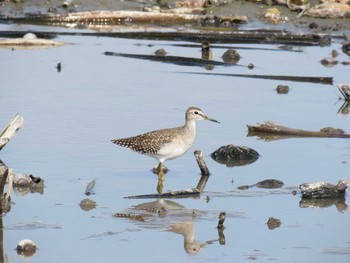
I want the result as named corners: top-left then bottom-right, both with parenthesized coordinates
top-left (247, 121), bottom-right (350, 140)
top-left (300, 179), bottom-right (348, 199)
top-left (0, 114), bottom-right (24, 150)
top-left (182, 72), bottom-right (333, 85)
top-left (0, 29), bottom-right (330, 46)
top-left (194, 150), bottom-right (210, 176)
top-left (2, 11), bottom-right (248, 27)
top-left (170, 43), bottom-right (304, 52)
top-left (0, 33), bottom-right (65, 50)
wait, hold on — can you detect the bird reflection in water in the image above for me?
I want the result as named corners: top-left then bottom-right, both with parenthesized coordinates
top-left (168, 221), bottom-right (216, 254)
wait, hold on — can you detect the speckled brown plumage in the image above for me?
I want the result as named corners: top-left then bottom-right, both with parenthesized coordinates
top-left (111, 127), bottom-right (180, 155)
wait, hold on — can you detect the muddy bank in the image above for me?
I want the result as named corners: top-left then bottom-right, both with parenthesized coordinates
top-left (0, 0), bottom-right (349, 33)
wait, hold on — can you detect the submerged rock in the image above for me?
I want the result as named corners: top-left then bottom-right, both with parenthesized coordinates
top-left (319, 127), bottom-right (345, 134)
top-left (12, 173), bottom-right (44, 196)
top-left (263, 7), bottom-right (284, 24)
top-left (299, 179), bottom-right (348, 198)
top-left (266, 217), bottom-right (281, 230)
top-left (238, 179), bottom-right (284, 190)
top-left (16, 239), bottom-right (36, 258)
top-left (320, 57), bottom-right (338, 67)
top-left (306, 3), bottom-right (350, 18)
top-left (211, 144), bottom-right (259, 167)
top-left (79, 198), bottom-right (97, 211)
top-left (221, 49), bottom-right (240, 64)
top-left (276, 84), bottom-right (289, 94)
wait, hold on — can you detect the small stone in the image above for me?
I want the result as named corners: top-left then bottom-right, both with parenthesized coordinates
top-left (17, 239), bottom-right (36, 257)
top-left (267, 217), bottom-right (281, 230)
top-left (276, 85), bottom-right (289, 94)
top-left (320, 57), bottom-right (338, 67)
top-left (79, 198), bottom-right (97, 211)
top-left (222, 49), bottom-right (240, 64)
top-left (154, 49), bottom-right (167, 56)
top-left (331, 49), bottom-right (339, 58)
top-left (23, 33), bottom-right (37, 39)
top-left (264, 7), bottom-right (282, 24)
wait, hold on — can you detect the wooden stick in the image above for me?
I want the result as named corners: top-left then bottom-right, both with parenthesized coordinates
top-left (0, 29), bottom-right (329, 46)
top-left (247, 121), bottom-right (350, 138)
top-left (194, 150), bottom-right (210, 176)
top-left (217, 212), bottom-right (226, 229)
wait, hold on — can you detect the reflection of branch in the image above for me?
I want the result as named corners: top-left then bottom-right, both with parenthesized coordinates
top-left (126, 188), bottom-right (200, 199)
top-left (105, 51), bottom-right (229, 68)
top-left (337, 101), bottom-right (350, 116)
top-left (0, 114), bottom-right (24, 150)
top-left (126, 150), bottom-right (210, 199)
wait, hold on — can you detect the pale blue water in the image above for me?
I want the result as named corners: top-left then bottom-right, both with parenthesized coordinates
top-left (0, 23), bottom-right (349, 262)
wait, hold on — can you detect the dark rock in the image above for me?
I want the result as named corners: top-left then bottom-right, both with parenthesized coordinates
top-left (319, 127), bottom-right (345, 134)
top-left (276, 84), bottom-right (289, 94)
top-left (221, 49), bottom-right (240, 64)
top-left (211, 144), bottom-right (259, 167)
top-left (267, 217), bottom-right (281, 230)
top-left (256, 179), bottom-right (284, 189)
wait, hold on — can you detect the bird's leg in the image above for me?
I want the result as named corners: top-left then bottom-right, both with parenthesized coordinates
top-left (157, 176), bottom-right (164, 194)
top-left (156, 162), bottom-right (164, 179)
top-left (156, 162), bottom-right (164, 194)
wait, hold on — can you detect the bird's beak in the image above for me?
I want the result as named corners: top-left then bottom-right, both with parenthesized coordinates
top-left (205, 115), bottom-right (220, 123)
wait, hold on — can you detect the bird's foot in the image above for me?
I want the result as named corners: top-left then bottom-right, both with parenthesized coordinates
top-left (152, 164), bottom-right (169, 175)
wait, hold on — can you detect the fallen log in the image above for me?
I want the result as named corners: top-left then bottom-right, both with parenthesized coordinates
top-left (300, 179), bottom-right (348, 199)
top-left (247, 121), bottom-right (350, 139)
top-left (0, 33), bottom-right (65, 50)
top-left (2, 10), bottom-right (247, 27)
top-left (0, 29), bottom-right (330, 46)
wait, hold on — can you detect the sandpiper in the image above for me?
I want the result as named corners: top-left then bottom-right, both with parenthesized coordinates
top-left (111, 107), bottom-right (219, 176)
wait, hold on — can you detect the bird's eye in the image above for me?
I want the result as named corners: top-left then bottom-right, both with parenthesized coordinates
top-left (194, 111), bottom-right (198, 115)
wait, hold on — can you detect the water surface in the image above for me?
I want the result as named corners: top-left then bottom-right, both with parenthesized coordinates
top-left (1, 23), bottom-right (349, 262)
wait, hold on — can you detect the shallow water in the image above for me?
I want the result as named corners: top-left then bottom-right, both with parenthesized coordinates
top-left (1, 23), bottom-right (350, 262)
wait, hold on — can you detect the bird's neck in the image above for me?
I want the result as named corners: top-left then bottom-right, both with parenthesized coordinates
top-left (184, 119), bottom-right (196, 135)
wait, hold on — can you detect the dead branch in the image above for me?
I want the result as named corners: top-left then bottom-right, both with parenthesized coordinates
top-left (194, 150), bottom-right (210, 176)
top-left (0, 29), bottom-right (330, 46)
top-left (247, 121), bottom-right (350, 139)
